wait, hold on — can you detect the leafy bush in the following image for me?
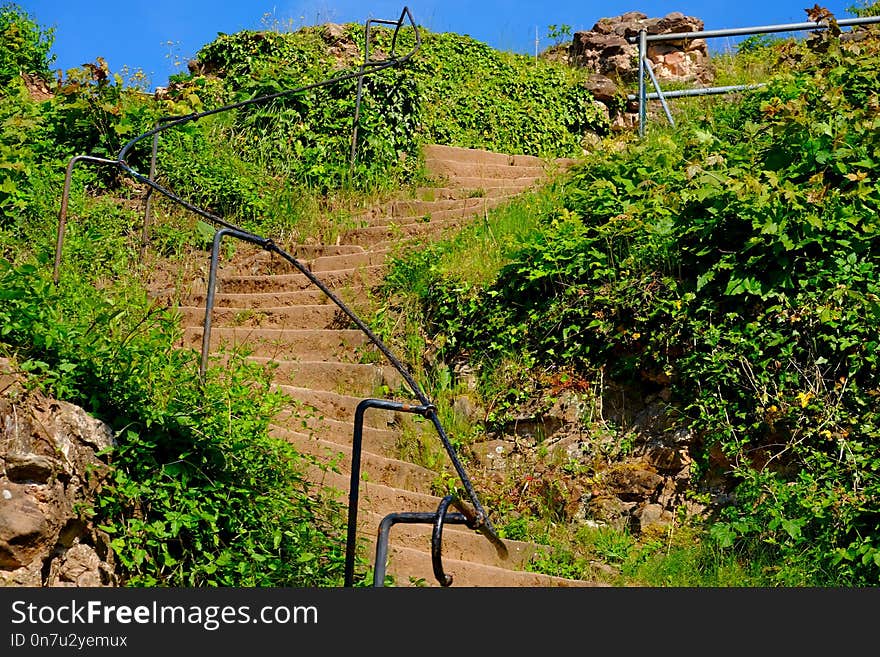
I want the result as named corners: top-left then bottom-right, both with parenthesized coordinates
top-left (386, 24), bottom-right (880, 584)
top-left (0, 3), bottom-right (54, 87)
top-left (0, 260), bottom-right (352, 586)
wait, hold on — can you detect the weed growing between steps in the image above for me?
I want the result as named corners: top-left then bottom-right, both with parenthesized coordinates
top-left (0, 260), bottom-right (360, 586)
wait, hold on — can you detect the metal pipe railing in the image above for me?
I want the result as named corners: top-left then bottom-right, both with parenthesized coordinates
top-left (53, 155), bottom-right (119, 284)
top-left (631, 14), bottom-right (880, 136)
top-left (372, 496), bottom-right (469, 587)
top-left (55, 6), bottom-right (505, 586)
top-left (626, 15), bottom-right (880, 44)
top-left (351, 8), bottom-right (421, 172)
top-left (644, 58), bottom-right (675, 127)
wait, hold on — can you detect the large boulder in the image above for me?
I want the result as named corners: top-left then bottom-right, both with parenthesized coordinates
top-left (570, 11), bottom-right (713, 84)
top-left (0, 359), bottom-right (117, 586)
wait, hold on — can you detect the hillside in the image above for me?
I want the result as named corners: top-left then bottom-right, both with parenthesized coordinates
top-left (1, 3), bottom-right (879, 587)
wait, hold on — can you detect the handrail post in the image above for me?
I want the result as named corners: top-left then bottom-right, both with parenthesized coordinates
top-left (344, 398), bottom-right (434, 587)
top-left (349, 19), bottom-right (373, 174)
top-left (53, 155), bottom-right (119, 284)
top-left (140, 130), bottom-right (160, 263)
top-left (638, 29), bottom-right (647, 138)
top-left (371, 506), bottom-right (467, 587)
top-left (199, 226), bottom-right (268, 380)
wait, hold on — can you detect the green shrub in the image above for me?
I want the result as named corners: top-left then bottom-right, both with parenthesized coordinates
top-left (0, 3), bottom-right (54, 87)
top-left (0, 260), bottom-right (354, 586)
top-left (385, 23), bottom-right (880, 585)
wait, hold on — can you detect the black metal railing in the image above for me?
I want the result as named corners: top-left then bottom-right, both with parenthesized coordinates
top-left (51, 6), bottom-right (507, 587)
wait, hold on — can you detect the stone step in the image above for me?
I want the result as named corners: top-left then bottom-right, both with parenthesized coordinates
top-left (272, 385), bottom-right (422, 429)
top-left (182, 327), bottom-right (374, 361)
top-left (412, 186), bottom-right (524, 202)
top-left (423, 144), bottom-right (545, 168)
top-left (270, 417), bottom-right (400, 456)
top-left (177, 305), bottom-right (347, 331)
top-left (372, 543), bottom-right (599, 587)
top-left (357, 509), bottom-right (546, 571)
top-left (215, 264), bottom-right (385, 294)
top-left (438, 175), bottom-right (542, 190)
top-left (310, 249), bottom-right (391, 273)
top-left (426, 158), bottom-right (547, 183)
top-left (221, 249), bottom-right (390, 277)
top-left (351, 198), bottom-right (506, 228)
top-left (183, 288), bottom-right (335, 309)
top-left (339, 215), bottom-right (473, 248)
top-left (309, 463), bottom-right (444, 517)
top-left (353, 196), bottom-right (502, 223)
top-left (209, 244), bottom-right (367, 277)
top-left (280, 427), bottom-right (439, 494)
top-left (247, 357), bottom-right (404, 396)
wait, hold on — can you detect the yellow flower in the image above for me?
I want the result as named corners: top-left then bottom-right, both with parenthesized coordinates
top-left (796, 391), bottom-right (813, 408)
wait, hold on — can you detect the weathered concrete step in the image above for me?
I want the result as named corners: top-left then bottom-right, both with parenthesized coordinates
top-left (216, 264), bottom-right (384, 294)
top-left (374, 543), bottom-right (599, 587)
top-left (308, 463), bottom-right (445, 517)
top-left (220, 244), bottom-right (364, 275)
top-left (279, 428), bottom-right (438, 494)
top-left (351, 198), bottom-right (507, 228)
top-left (426, 158), bottom-right (547, 182)
top-left (272, 385), bottom-right (420, 429)
top-left (440, 175), bottom-right (542, 190)
top-left (310, 249), bottom-right (391, 273)
top-left (220, 249), bottom-right (390, 277)
top-left (412, 186), bottom-right (524, 201)
top-left (246, 357), bottom-right (404, 396)
top-left (353, 196), bottom-right (502, 223)
top-left (340, 215), bottom-right (473, 248)
top-left (177, 305), bottom-right (347, 330)
top-left (357, 509), bottom-right (546, 571)
top-left (270, 417), bottom-right (400, 456)
top-left (424, 144), bottom-right (545, 168)
top-left (220, 244), bottom-right (368, 276)
top-left (183, 288), bottom-right (334, 309)
top-left (182, 327), bottom-right (374, 361)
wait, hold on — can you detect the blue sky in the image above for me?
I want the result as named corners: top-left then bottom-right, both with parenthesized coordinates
top-left (18, 1), bottom-right (868, 90)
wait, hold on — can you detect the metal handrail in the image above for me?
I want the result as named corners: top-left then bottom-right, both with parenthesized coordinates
top-left (372, 496), bottom-right (470, 587)
top-left (52, 6), bottom-right (505, 587)
top-left (630, 13), bottom-right (880, 136)
top-left (53, 155), bottom-right (120, 283)
top-left (625, 15), bottom-right (880, 44)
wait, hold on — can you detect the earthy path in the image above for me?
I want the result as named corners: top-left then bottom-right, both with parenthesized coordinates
top-left (175, 144), bottom-right (601, 587)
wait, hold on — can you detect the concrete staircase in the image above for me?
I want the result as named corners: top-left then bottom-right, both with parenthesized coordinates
top-left (173, 144), bottom-right (600, 587)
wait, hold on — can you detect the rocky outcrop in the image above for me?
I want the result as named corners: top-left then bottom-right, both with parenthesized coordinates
top-left (566, 12), bottom-right (714, 131)
top-left (570, 11), bottom-right (712, 83)
top-left (0, 359), bottom-right (117, 587)
top-left (467, 383), bottom-right (707, 538)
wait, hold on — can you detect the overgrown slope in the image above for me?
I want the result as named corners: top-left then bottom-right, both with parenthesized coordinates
top-left (0, 4), bottom-right (607, 586)
top-left (384, 19), bottom-right (880, 585)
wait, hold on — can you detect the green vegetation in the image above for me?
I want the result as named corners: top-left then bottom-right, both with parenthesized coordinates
top-left (0, 2), bottom-right (54, 86)
top-left (383, 18), bottom-right (880, 585)
top-left (0, 3), bottom-right (607, 587)
top-left (0, 261), bottom-right (349, 585)
top-left (3, 0), bottom-right (878, 587)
